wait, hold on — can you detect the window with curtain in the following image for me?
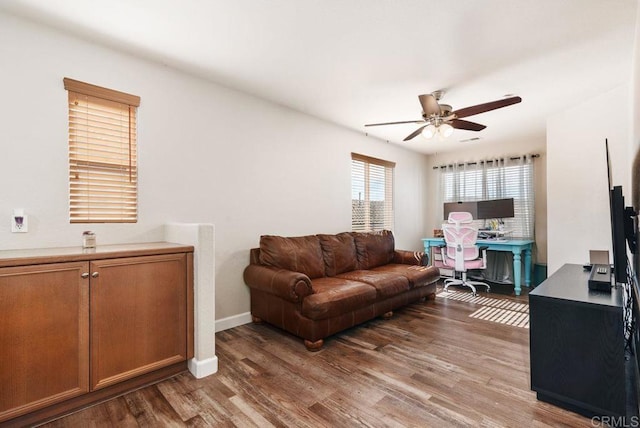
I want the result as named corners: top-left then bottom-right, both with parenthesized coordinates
top-left (439, 155), bottom-right (535, 239)
top-left (351, 153), bottom-right (395, 232)
top-left (64, 78), bottom-right (140, 223)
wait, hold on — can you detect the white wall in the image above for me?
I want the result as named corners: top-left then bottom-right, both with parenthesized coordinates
top-left (425, 138), bottom-right (547, 263)
top-left (0, 13), bottom-right (431, 320)
top-left (546, 86), bottom-right (630, 275)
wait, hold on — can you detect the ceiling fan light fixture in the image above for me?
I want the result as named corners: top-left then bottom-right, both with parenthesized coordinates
top-left (439, 123), bottom-right (454, 138)
top-left (364, 92), bottom-right (521, 143)
top-left (422, 124), bottom-right (437, 139)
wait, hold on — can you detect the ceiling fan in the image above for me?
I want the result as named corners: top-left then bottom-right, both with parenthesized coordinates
top-left (365, 91), bottom-right (522, 141)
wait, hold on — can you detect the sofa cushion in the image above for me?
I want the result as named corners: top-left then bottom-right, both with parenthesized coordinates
top-left (353, 230), bottom-right (395, 270)
top-left (302, 277), bottom-right (377, 320)
top-left (336, 270), bottom-right (410, 299)
top-left (259, 235), bottom-right (325, 279)
top-left (372, 264), bottom-right (440, 288)
top-left (318, 233), bottom-right (358, 277)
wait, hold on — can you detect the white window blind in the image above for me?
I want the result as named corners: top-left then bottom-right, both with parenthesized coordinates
top-left (351, 153), bottom-right (395, 232)
top-left (439, 156), bottom-right (535, 239)
top-left (64, 78), bottom-right (140, 223)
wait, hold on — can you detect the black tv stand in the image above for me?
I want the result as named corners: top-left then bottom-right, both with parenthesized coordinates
top-left (529, 264), bottom-right (635, 418)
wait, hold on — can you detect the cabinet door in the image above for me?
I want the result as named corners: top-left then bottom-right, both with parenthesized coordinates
top-left (0, 262), bottom-right (89, 422)
top-left (90, 253), bottom-right (187, 390)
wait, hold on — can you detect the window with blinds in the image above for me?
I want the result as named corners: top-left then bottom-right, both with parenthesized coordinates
top-left (64, 78), bottom-right (140, 223)
top-left (439, 156), bottom-right (535, 239)
top-left (351, 153), bottom-right (395, 232)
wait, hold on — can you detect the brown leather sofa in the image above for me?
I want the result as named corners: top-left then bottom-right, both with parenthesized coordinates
top-left (243, 230), bottom-right (440, 351)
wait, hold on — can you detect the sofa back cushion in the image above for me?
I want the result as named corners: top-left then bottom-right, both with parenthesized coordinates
top-left (353, 230), bottom-right (395, 270)
top-left (259, 235), bottom-right (325, 279)
top-left (318, 232), bottom-right (357, 277)
top-left (249, 248), bottom-right (261, 265)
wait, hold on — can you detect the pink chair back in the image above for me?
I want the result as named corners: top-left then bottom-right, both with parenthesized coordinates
top-left (447, 211), bottom-right (473, 225)
top-left (442, 212), bottom-right (480, 271)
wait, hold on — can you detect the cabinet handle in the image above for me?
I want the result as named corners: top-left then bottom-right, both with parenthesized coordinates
top-left (91, 272), bottom-right (99, 278)
top-left (81, 272), bottom-right (89, 279)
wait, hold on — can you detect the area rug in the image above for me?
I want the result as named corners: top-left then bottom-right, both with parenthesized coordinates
top-left (436, 290), bottom-right (530, 329)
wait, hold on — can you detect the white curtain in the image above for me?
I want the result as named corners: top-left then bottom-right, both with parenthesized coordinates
top-left (437, 155), bottom-right (535, 284)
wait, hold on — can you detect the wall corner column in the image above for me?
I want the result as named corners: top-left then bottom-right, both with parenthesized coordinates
top-left (164, 223), bottom-right (216, 378)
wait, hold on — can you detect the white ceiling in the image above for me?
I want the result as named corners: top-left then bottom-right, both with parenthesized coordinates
top-left (1, 0), bottom-right (637, 154)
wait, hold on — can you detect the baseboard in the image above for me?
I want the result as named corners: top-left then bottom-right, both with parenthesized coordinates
top-left (188, 356), bottom-right (218, 379)
top-left (215, 312), bottom-right (252, 332)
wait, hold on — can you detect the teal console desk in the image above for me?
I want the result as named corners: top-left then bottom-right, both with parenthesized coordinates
top-left (422, 237), bottom-right (534, 295)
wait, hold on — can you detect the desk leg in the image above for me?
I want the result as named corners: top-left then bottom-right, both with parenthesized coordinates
top-left (524, 248), bottom-right (532, 288)
top-left (423, 242), bottom-right (431, 265)
top-left (512, 250), bottom-right (522, 296)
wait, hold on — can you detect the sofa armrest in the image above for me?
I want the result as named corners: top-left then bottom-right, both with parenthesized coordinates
top-left (243, 264), bottom-right (314, 303)
top-left (393, 250), bottom-right (426, 266)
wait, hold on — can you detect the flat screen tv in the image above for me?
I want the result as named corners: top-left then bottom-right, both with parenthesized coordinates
top-left (606, 139), bottom-right (637, 284)
top-left (610, 185), bottom-right (628, 284)
top-left (606, 140), bottom-right (638, 368)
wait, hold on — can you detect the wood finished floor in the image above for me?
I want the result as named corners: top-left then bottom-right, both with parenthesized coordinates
top-left (41, 286), bottom-right (590, 427)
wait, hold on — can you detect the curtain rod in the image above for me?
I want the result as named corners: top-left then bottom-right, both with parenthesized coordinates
top-left (432, 154), bottom-right (540, 170)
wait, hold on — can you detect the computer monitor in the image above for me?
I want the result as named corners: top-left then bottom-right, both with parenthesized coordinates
top-left (443, 198), bottom-right (514, 220)
top-left (443, 201), bottom-right (477, 219)
top-left (477, 198), bottom-right (514, 220)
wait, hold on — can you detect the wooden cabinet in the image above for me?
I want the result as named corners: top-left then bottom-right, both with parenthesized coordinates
top-left (0, 262), bottom-right (89, 422)
top-left (90, 254), bottom-right (187, 390)
top-left (0, 243), bottom-right (193, 426)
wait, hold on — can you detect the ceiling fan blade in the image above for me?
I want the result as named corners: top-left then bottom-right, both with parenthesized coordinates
top-left (364, 120), bottom-right (424, 127)
top-left (418, 94), bottom-right (441, 116)
top-left (453, 96), bottom-right (522, 119)
top-left (450, 119), bottom-right (486, 131)
top-left (403, 125), bottom-right (427, 141)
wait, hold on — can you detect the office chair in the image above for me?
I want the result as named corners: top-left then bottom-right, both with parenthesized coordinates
top-left (439, 211), bottom-right (490, 296)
